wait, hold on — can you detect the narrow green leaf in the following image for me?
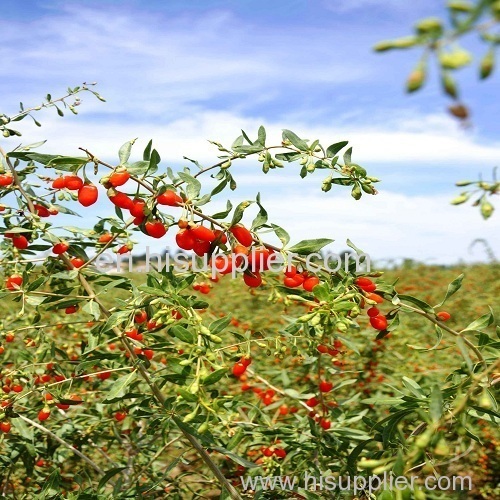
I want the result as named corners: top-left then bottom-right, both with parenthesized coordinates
top-left (209, 316), bottom-right (231, 336)
top-left (343, 147), bottom-right (352, 165)
top-left (230, 200), bottom-right (253, 226)
top-left (40, 468), bottom-right (61, 496)
top-left (103, 371), bottom-right (137, 402)
top-left (170, 325), bottom-right (195, 344)
top-left (462, 309), bottom-right (494, 332)
top-left (251, 193), bottom-right (268, 230)
top-left (257, 125), bottom-right (266, 146)
top-left (118, 138), bottom-right (137, 165)
top-left (287, 238), bottom-right (333, 255)
top-left (143, 139), bottom-right (153, 161)
top-left (456, 337), bottom-right (473, 372)
top-left (212, 200), bottom-right (233, 220)
top-left (127, 160), bottom-right (150, 176)
top-left (402, 377), bottom-right (426, 399)
top-left (435, 273), bottom-right (464, 307)
top-left (270, 224), bottom-right (290, 247)
top-left (202, 368), bottom-right (227, 386)
top-left (177, 171), bottom-right (202, 199)
top-left (226, 428), bottom-right (244, 451)
top-left (326, 141), bottom-right (348, 158)
top-left (398, 294), bottom-right (435, 315)
top-left (82, 300), bottom-right (101, 321)
top-left (282, 129), bottom-right (309, 151)
top-left (429, 385), bottom-right (443, 422)
top-left (98, 467), bottom-right (127, 491)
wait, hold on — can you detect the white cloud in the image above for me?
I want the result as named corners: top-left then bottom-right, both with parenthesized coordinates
top-left (323, 0), bottom-right (433, 13)
top-left (0, 4), bottom-right (370, 120)
top-left (16, 108), bottom-right (500, 171)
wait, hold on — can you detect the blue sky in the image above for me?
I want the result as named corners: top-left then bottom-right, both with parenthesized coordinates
top-left (1, 0), bottom-right (499, 263)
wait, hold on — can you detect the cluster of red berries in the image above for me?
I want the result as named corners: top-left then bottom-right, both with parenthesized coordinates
top-left (52, 175), bottom-right (99, 207)
top-left (232, 357), bottom-right (252, 377)
top-left (4, 165), bottom-right (313, 294)
top-left (1, 378), bottom-right (24, 394)
top-left (261, 445), bottom-right (287, 459)
top-left (304, 379), bottom-right (341, 430)
top-left (193, 282), bottom-right (212, 294)
top-left (354, 278), bottom-right (389, 331)
top-left (283, 265), bottom-right (320, 291)
top-left (316, 339), bottom-right (343, 357)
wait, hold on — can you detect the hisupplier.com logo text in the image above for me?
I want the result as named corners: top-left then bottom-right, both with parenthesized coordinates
top-left (93, 247), bottom-right (371, 275)
top-left (240, 472), bottom-right (473, 494)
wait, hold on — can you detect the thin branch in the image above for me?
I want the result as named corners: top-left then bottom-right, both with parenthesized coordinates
top-left (0, 145), bottom-right (36, 213)
top-left (18, 414), bottom-right (110, 479)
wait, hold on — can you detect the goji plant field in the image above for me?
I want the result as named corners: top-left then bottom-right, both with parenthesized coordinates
top-left (1, 236), bottom-right (499, 499)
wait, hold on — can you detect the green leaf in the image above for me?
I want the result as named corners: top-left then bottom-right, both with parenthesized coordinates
top-left (209, 316), bottom-right (231, 336)
top-left (226, 428), bottom-right (244, 451)
top-left (456, 337), bottom-right (473, 372)
top-left (40, 468), bottom-right (61, 496)
top-left (178, 388), bottom-right (198, 402)
top-left (202, 368), bottom-right (228, 386)
top-left (100, 310), bottom-right (130, 334)
top-left (82, 300), bottom-right (101, 321)
top-left (143, 139), bottom-right (153, 161)
top-left (282, 129), bottom-right (309, 151)
top-left (313, 283), bottom-right (330, 301)
top-left (251, 193), bottom-right (268, 230)
top-left (118, 138), bottom-right (137, 165)
top-left (170, 325), bottom-right (195, 344)
top-left (429, 385), bottom-right (443, 422)
top-left (435, 273), bottom-right (464, 307)
top-left (362, 397), bottom-right (404, 405)
top-left (211, 178), bottom-right (228, 197)
top-left (212, 200), bottom-right (233, 220)
top-left (230, 200), bottom-right (253, 226)
top-left (346, 239), bottom-right (365, 256)
top-left (257, 125), bottom-right (266, 146)
top-left (480, 47), bottom-right (495, 80)
top-left (393, 449), bottom-right (404, 476)
top-left (396, 294), bottom-right (434, 315)
top-left (127, 160), bottom-right (150, 175)
top-left (408, 324), bottom-right (444, 351)
top-left (177, 171), bottom-right (202, 199)
top-left (103, 371), bottom-right (137, 402)
top-left (402, 377), bottom-right (426, 399)
top-left (326, 141), bottom-right (348, 158)
top-left (211, 447), bottom-right (258, 469)
top-left (271, 224), bottom-right (290, 247)
top-left (98, 467), bottom-right (127, 491)
top-left (343, 147), bottom-right (352, 165)
top-left (462, 309), bottom-right (494, 333)
top-left (274, 151), bottom-right (302, 162)
top-left (287, 238), bottom-right (333, 255)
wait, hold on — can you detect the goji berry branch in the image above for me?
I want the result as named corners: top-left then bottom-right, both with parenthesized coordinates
top-left (63, 254), bottom-right (243, 500)
top-left (18, 415), bottom-right (110, 479)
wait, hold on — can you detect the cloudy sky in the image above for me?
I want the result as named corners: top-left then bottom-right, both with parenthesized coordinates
top-left (2, 0), bottom-right (499, 264)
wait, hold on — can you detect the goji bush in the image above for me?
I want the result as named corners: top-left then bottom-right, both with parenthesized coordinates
top-left (0, 86), bottom-right (499, 499)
